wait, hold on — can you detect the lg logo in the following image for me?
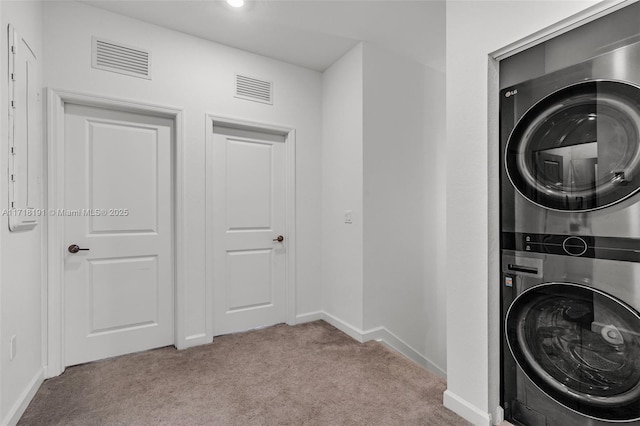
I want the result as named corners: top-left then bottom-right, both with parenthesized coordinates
top-left (505, 89), bottom-right (518, 97)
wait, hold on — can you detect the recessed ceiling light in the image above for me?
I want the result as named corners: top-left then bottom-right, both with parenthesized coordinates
top-left (227, 0), bottom-right (244, 8)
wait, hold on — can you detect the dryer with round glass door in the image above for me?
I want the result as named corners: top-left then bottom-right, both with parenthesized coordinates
top-left (506, 80), bottom-right (640, 212)
top-left (501, 41), bottom-right (640, 240)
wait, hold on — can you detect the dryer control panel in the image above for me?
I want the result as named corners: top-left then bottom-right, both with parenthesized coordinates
top-left (502, 232), bottom-right (640, 262)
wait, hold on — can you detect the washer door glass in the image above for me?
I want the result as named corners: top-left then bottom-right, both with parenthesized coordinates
top-left (506, 283), bottom-right (640, 421)
top-left (506, 80), bottom-right (640, 211)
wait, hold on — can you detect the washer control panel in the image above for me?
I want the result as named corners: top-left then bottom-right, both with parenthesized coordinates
top-left (502, 232), bottom-right (640, 262)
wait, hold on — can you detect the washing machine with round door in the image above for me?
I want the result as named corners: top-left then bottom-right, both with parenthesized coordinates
top-left (502, 250), bottom-right (640, 426)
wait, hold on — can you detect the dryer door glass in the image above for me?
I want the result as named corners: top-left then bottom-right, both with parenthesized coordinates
top-left (506, 283), bottom-right (640, 421)
top-left (506, 80), bottom-right (640, 211)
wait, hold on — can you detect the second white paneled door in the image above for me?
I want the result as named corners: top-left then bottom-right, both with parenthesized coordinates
top-left (208, 126), bottom-right (287, 336)
top-left (64, 104), bottom-right (174, 366)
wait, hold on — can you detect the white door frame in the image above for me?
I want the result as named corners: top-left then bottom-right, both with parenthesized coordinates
top-left (205, 113), bottom-right (297, 334)
top-left (45, 89), bottom-right (185, 378)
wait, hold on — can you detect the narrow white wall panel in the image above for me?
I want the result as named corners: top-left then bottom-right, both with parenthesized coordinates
top-left (321, 44), bottom-right (364, 331)
top-left (362, 42), bottom-right (446, 374)
top-left (0, 1), bottom-right (45, 424)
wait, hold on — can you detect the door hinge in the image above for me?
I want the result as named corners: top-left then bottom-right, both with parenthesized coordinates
top-left (10, 73), bottom-right (15, 81)
top-left (10, 100), bottom-right (15, 109)
top-left (11, 146), bottom-right (15, 155)
top-left (9, 24), bottom-right (17, 56)
top-left (10, 174), bottom-right (15, 182)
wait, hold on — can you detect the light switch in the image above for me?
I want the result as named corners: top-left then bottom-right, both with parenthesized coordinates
top-left (9, 335), bottom-right (16, 361)
top-left (344, 210), bottom-right (352, 224)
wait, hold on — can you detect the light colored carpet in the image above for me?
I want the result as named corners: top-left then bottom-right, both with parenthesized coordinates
top-left (19, 321), bottom-right (470, 425)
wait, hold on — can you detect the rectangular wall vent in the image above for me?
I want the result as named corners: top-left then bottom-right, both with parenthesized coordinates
top-left (235, 74), bottom-right (273, 105)
top-left (92, 37), bottom-right (151, 80)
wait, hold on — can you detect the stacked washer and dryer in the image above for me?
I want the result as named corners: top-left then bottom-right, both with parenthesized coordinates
top-left (500, 3), bottom-right (640, 425)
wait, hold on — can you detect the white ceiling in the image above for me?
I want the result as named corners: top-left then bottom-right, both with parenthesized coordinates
top-left (82, 0), bottom-right (446, 72)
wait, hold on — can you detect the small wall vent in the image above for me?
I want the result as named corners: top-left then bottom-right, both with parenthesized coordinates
top-left (235, 74), bottom-right (273, 105)
top-left (92, 37), bottom-right (151, 80)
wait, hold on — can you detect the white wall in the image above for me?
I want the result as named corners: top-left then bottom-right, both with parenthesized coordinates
top-left (0, 2), bottom-right (45, 424)
top-left (7, 2), bottom-right (613, 424)
top-left (444, 1), bottom-right (602, 424)
top-left (42, 0), bottom-right (323, 345)
top-left (319, 40), bottom-right (447, 374)
top-left (362, 43), bottom-right (447, 375)
top-left (426, 65), bottom-right (447, 373)
top-left (321, 44), bottom-right (364, 331)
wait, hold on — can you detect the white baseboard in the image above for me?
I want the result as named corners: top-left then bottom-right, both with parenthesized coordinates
top-left (363, 326), bottom-right (447, 379)
top-left (1, 367), bottom-right (45, 426)
top-left (443, 389), bottom-right (492, 426)
top-left (177, 333), bottom-right (212, 350)
top-left (294, 311), bottom-right (323, 324)
top-left (316, 312), bottom-right (446, 379)
top-left (320, 312), bottom-right (365, 343)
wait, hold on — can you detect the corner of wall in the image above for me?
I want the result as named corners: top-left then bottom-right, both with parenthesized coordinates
top-left (1, 368), bottom-right (44, 426)
top-left (360, 41), bottom-right (448, 376)
top-left (320, 42), bottom-right (364, 331)
top-left (363, 326), bottom-right (446, 379)
top-left (0, 0), bottom-right (45, 423)
top-left (443, 389), bottom-right (493, 426)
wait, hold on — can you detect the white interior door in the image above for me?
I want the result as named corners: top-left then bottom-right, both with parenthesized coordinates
top-left (64, 104), bottom-right (174, 366)
top-left (208, 125), bottom-right (287, 336)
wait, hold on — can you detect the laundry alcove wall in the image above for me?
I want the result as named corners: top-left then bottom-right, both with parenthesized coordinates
top-left (444, 1), bottom-right (625, 424)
